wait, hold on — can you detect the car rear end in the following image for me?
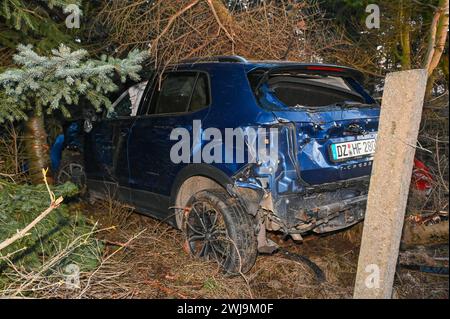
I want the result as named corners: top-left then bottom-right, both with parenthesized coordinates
top-left (246, 63), bottom-right (380, 235)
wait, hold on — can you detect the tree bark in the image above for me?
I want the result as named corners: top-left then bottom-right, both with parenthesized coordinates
top-left (23, 114), bottom-right (53, 184)
top-left (424, 0), bottom-right (449, 77)
top-left (399, 0), bottom-right (412, 70)
top-left (423, 0), bottom-right (449, 98)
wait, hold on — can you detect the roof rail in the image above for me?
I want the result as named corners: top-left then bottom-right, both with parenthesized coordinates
top-left (179, 55), bottom-right (248, 64)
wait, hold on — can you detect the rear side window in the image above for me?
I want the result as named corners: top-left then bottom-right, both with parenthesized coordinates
top-left (189, 73), bottom-right (210, 112)
top-left (147, 72), bottom-right (210, 115)
top-left (155, 73), bottom-right (197, 114)
top-left (268, 76), bottom-right (365, 108)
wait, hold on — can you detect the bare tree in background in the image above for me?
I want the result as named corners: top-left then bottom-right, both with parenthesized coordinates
top-left (94, 0), bottom-right (347, 68)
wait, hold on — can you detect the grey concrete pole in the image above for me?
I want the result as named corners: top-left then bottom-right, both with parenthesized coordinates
top-left (353, 69), bottom-right (428, 299)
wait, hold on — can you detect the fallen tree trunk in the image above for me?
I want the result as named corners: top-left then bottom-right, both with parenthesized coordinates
top-left (402, 220), bottom-right (449, 248)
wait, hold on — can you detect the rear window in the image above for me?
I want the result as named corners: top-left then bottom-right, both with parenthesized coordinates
top-left (269, 76), bottom-right (365, 107)
top-left (249, 71), bottom-right (372, 109)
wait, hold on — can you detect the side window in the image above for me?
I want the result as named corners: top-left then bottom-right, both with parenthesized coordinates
top-left (107, 81), bottom-right (148, 118)
top-left (154, 73), bottom-right (197, 114)
top-left (107, 91), bottom-right (132, 118)
top-left (189, 73), bottom-right (210, 112)
top-left (128, 81), bottom-right (148, 116)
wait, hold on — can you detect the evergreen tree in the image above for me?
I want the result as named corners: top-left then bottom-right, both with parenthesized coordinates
top-left (0, 0), bottom-right (84, 68)
top-left (0, 44), bottom-right (148, 184)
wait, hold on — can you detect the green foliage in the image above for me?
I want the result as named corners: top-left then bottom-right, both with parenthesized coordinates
top-left (0, 0), bottom-right (82, 67)
top-left (0, 44), bottom-right (148, 122)
top-left (0, 179), bottom-right (102, 288)
top-left (1, 0), bottom-right (78, 31)
top-left (319, 0), bottom-right (448, 92)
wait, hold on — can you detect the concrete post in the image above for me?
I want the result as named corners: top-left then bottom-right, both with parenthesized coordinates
top-left (353, 69), bottom-right (428, 299)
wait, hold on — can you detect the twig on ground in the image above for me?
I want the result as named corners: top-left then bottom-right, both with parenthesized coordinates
top-left (0, 169), bottom-right (63, 252)
top-left (77, 228), bottom-right (146, 298)
top-left (143, 279), bottom-right (189, 299)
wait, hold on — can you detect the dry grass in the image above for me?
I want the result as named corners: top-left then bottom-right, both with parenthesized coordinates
top-left (65, 197), bottom-right (447, 299)
top-left (0, 187), bottom-right (446, 299)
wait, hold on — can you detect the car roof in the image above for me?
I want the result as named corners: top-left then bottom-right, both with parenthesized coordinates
top-left (172, 56), bottom-right (365, 82)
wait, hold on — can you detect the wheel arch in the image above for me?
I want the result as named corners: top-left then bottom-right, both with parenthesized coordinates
top-left (171, 164), bottom-right (232, 206)
top-left (170, 164), bottom-right (233, 228)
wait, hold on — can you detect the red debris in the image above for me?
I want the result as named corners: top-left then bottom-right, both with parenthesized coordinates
top-left (412, 158), bottom-right (433, 193)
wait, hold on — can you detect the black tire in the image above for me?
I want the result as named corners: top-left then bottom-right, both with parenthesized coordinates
top-left (183, 189), bottom-right (258, 274)
top-left (56, 150), bottom-right (87, 194)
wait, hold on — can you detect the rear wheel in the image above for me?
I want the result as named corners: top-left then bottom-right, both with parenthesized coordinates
top-left (56, 151), bottom-right (87, 194)
top-left (183, 189), bottom-right (257, 274)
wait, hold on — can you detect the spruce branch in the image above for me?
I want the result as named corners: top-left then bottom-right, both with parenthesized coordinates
top-left (0, 44), bottom-right (148, 123)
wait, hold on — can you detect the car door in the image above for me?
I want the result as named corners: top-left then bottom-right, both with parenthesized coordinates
top-left (84, 89), bottom-right (138, 201)
top-left (127, 71), bottom-right (211, 218)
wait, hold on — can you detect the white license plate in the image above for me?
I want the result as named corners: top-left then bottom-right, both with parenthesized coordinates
top-left (330, 138), bottom-right (376, 161)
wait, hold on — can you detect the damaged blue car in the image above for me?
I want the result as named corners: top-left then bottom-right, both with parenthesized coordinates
top-left (57, 56), bottom-right (380, 274)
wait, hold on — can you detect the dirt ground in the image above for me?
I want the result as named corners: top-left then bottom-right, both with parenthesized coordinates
top-left (73, 199), bottom-right (448, 299)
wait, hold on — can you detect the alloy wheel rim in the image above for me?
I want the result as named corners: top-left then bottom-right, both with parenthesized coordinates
top-left (57, 163), bottom-right (86, 187)
top-left (186, 201), bottom-right (230, 266)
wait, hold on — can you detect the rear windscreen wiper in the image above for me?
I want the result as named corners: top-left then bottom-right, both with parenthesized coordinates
top-left (333, 101), bottom-right (379, 108)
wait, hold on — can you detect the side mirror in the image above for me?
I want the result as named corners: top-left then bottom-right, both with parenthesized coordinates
top-left (82, 108), bottom-right (98, 133)
top-left (84, 118), bottom-right (93, 133)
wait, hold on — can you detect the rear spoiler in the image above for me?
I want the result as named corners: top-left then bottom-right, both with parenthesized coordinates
top-left (260, 64), bottom-right (365, 83)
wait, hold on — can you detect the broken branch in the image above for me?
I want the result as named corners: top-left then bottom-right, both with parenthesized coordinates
top-left (0, 169), bottom-right (63, 252)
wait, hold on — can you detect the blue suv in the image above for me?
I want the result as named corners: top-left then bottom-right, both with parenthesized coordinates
top-left (59, 56), bottom-right (380, 274)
